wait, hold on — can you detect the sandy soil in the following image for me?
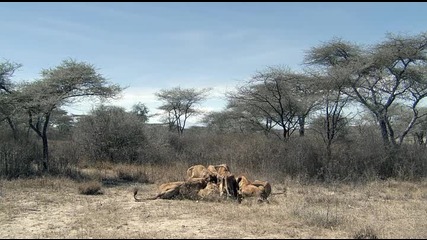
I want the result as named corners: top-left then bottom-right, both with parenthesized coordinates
top-left (1, 177), bottom-right (427, 239)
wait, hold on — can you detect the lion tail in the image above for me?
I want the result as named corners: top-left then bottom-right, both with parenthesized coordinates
top-left (271, 188), bottom-right (287, 196)
top-left (134, 188), bottom-right (160, 201)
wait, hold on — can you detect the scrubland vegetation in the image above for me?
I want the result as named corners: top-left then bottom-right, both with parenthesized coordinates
top-left (1, 32), bottom-right (427, 238)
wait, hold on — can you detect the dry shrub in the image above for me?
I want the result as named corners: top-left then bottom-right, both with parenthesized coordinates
top-left (78, 181), bottom-right (103, 195)
top-left (353, 226), bottom-right (379, 239)
top-left (115, 164), bottom-right (151, 183)
top-left (0, 139), bottom-right (41, 179)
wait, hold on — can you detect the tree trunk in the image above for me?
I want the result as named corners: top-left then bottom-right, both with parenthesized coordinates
top-left (29, 110), bottom-right (51, 173)
top-left (415, 132), bottom-right (425, 145)
top-left (41, 113), bottom-right (51, 172)
top-left (42, 133), bottom-right (49, 172)
top-left (298, 116), bottom-right (305, 137)
top-left (326, 141), bottom-right (332, 163)
top-left (282, 127), bottom-right (288, 141)
top-left (6, 117), bottom-right (17, 140)
top-left (378, 118), bottom-right (391, 147)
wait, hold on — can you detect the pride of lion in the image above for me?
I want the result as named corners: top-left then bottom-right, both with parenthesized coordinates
top-left (134, 163), bottom-right (279, 204)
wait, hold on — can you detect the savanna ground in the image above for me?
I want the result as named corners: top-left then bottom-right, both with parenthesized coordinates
top-left (1, 165), bottom-right (427, 239)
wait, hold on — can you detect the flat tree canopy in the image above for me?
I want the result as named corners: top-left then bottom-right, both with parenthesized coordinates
top-left (18, 59), bottom-right (123, 172)
top-left (156, 86), bottom-right (211, 135)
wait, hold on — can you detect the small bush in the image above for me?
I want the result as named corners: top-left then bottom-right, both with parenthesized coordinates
top-left (353, 226), bottom-right (379, 239)
top-left (78, 181), bottom-right (103, 195)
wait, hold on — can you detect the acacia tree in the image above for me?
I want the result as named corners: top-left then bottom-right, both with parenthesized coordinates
top-left (0, 60), bottom-right (22, 93)
top-left (131, 102), bottom-right (150, 123)
top-left (410, 107), bottom-right (427, 146)
top-left (227, 66), bottom-right (320, 141)
top-left (18, 59), bottom-right (122, 172)
top-left (202, 108), bottom-right (265, 133)
top-left (310, 32), bottom-right (427, 148)
top-left (304, 38), bottom-right (359, 160)
top-left (0, 60), bottom-right (22, 138)
top-left (155, 86), bottom-right (210, 135)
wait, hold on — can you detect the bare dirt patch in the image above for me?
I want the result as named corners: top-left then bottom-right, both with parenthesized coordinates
top-left (1, 177), bottom-right (427, 238)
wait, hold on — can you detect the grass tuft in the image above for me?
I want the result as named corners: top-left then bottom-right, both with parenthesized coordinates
top-left (78, 181), bottom-right (103, 195)
top-left (353, 226), bottom-right (379, 239)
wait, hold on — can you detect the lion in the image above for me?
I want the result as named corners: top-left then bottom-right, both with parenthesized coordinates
top-left (186, 164), bottom-right (208, 179)
top-left (187, 164), bottom-right (218, 183)
top-left (236, 175), bottom-right (271, 203)
top-left (134, 181), bottom-right (185, 201)
top-left (186, 165), bottom-right (213, 179)
top-left (134, 177), bottom-right (209, 201)
top-left (206, 165), bottom-right (218, 179)
top-left (207, 164), bottom-right (230, 177)
top-left (197, 182), bottom-right (221, 201)
top-left (215, 164), bottom-right (230, 177)
top-left (251, 179), bottom-right (272, 199)
top-left (179, 177), bottom-right (209, 200)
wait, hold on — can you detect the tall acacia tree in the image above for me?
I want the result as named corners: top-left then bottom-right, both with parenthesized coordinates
top-left (155, 86), bottom-right (210, 135)
top-left (304, 38), bottom-right (359, 160)
top-left (0, 60), bottom-right (22, 138)
top-left (227, 66), bottom-right (321, 141)
top-left (309, 32), bottom-right (427, 148)
top-left (18, 59), bottom-right (122, 172)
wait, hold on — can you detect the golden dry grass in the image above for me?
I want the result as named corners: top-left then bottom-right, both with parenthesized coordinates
top-left (78, 181), bottom-right (103, 195)
top-left (1, 172), bottom-right (426, 238)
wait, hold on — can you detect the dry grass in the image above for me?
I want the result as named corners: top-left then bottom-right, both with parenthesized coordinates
top-left (77, 163), bottom-right (188, 185)
top-left (1, 174), bottom-right (426, 238)
top-left (352, 226), bottom-right (379, 239)
top-left (78, 181), bottom-right (103, 195)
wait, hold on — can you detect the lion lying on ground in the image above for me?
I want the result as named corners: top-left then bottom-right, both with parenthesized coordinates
top-left (134, 181), bottom-right (184, 201)
top-left (134, 177), bottom-right (209, 201)
top-left (197, 182), bottom-right (221, 201)
top-left (236, 175), bottom-right (271, 203)
top-left (251, 179), bottom-right (272, 199)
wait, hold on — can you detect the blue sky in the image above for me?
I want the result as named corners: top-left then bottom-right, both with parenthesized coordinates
top-left (1, 2), bottom-right (427, 125)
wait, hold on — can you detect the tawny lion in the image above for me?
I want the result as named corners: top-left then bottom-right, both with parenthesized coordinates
top-left (186, 164), bottom-right (217, 181)
top-left (236, 175), bottom-right (271, 203)
top-left (134, 181), bottom-right (184, 201)
top-left (251, 179), bottom-right (272, 199)
top-left (207, 164), bottom-right (230, 177)
top-left (134, 177), bottom-right (209, 201)
top-left (197, 182), bottom-right (221, 201)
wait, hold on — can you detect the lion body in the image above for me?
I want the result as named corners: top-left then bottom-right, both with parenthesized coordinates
top-left (134, 163), bottom-right (271, 204)
top-left (236, 175), bottom-right (271, 203)
top-left (134, 178), bottom-right (209, 201)
top-left (197, 182), bottom-right (220, 201)
top-left (186, 165), bottom-right (209, 179)
top-left (252, 180), bottom-right (272, 199)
